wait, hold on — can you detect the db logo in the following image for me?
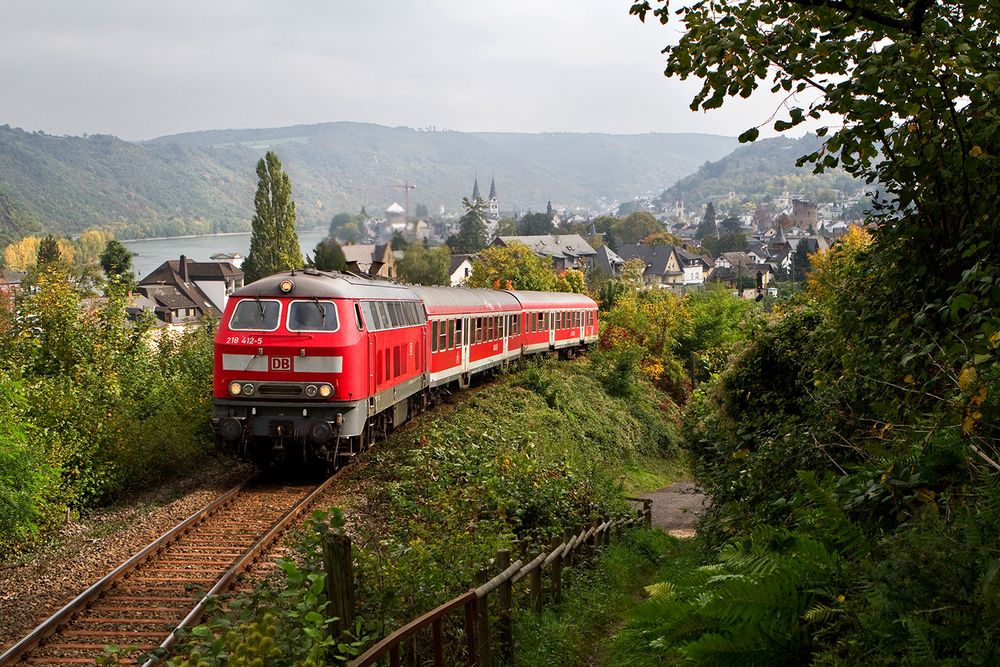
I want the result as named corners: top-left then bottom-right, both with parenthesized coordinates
top-left (270, 357), bottom-right (292, 371)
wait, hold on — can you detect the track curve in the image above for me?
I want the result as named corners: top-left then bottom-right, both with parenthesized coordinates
top-left (1, 472), bottom-right (341, 666)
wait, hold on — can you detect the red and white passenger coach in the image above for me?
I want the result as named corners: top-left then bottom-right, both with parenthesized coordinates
top-left (212, 269), bottom-right (598, 466)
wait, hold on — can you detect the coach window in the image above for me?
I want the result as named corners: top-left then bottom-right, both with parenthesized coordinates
top-left (475, 317), bottom-right (482, 344)
top-left (438, 320), bottom-right (447, 350)
top-left (431, 321), bottom-right (439, 352)
top-left (455, 318), bottom-right (464, 346)
top-left (230, 299), bottom-right (281, 331)
top-left (447, 319), bottom-right (455, 349)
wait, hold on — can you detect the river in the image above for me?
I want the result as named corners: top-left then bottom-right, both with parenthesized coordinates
top-left (123, 227), bottom-right (329, 280)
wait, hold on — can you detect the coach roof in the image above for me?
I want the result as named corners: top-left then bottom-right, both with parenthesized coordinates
top-left (409, 285), bottom-right (520, 315)
top-left (506, 290), bottom-right (598, 310)
top-left (233, 270), bottom-right (421, 301)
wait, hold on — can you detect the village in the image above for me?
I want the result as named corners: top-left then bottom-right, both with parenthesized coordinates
top-left (0, 172), bottom-right (865, 332)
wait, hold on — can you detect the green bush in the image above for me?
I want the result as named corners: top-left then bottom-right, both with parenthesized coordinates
top-left (0, 268), bottom-right (217, 555)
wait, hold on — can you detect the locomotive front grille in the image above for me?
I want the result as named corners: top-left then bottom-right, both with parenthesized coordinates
top-left (258, 383), bottom-right (304, 397)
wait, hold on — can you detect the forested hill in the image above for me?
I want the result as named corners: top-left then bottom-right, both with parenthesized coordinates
top-left (658, 133), bottom-right (861, 208)
top-left (0, 122), bottom-right (737, 243)
top-left (149, 122), bottom-right (737, 219)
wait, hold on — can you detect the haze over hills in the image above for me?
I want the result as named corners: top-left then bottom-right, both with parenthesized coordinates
top-left (0, 121), bottom-right (737, 245)
top-left (657, 133), bottom-right (862, 211)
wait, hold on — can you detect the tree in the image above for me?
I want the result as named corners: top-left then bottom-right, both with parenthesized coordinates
top-left (3, 236), bottom-right (41, 271)
top-left (36, 235), bottom-right (61, 267)
top-left (466, 242), bottom-right (556, 291)
top-left (414, 203), bottom-right (429, 219)
top-left (447, 198), bottom-right (488, 254)
top-left (719, 215), bottom-right (742, 235)
top-left (631, 1), bottom-right (999, 288)
top-left (555, 269), bottom-right (588, 294)
top-left (620, 258), bottom-right (647, 288)
top-left (518, 211), bottom-right (554, 236)
top-left (496, 217), bottom-right (518, 236)
top-left (397, 244), bottom-right (451, 286)
top-left (74, 229), bottom-right (113, 267)
top-left (643, 231), bottom-right (684, 246)
top-left (309, 238), bottom-right (346, 272)
top-left (242, 151), bottom-right (302, 283)
top-left (696, 203), bottom-right (717, 240)
top-left (613, 212), bottom-right (663, 246)
top-left (701, 233), bottom-right (748, 259)
top-left (328, 212), bottom-right (362, 242)
top-left (99, 239), bottom-right (135, 288)
top-left (390, 230), bottom-right (409, 252)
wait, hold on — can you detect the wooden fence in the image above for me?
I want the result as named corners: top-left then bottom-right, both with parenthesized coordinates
top-left (335, 497), bottom-right (654, 667)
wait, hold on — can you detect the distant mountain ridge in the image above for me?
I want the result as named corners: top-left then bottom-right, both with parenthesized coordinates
top-left (0, 121), bottom-right (737, 244)
top-left (657, 134), bottom-right (861, 209)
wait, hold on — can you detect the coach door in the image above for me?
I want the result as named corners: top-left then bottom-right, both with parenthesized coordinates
top-left (548, 311), bottom-right (556, 349)
top-left (367, 332), bottom-right (377, 395)
top-left (461, 316), bottom-right (471, 374)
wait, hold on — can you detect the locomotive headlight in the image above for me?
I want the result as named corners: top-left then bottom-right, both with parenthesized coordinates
top-left (279, 279), bottom-right (294, 293)
top-left (242, 383), bottom-right (256, 396)
top-left (228, 381), bottom-right (243, 396)
top-left (305, 384), bottom-right (318, 397)
top-left (318, 383), bottom-right (333, 398)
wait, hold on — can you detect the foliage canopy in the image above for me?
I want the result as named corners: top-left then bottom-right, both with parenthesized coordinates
top-left (242, 151), bottom-right (303, 283)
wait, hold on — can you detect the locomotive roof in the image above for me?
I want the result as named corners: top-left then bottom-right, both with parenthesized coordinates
top-left (408, 285), bottom-right (520, 315)
top-left (232, 270), bottom-right (421, 301)
top-left (505, 290), bottom-right (598, 309)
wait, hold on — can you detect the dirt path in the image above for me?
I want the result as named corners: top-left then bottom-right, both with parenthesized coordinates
top-left (641, 481), bottom-right (708, 538)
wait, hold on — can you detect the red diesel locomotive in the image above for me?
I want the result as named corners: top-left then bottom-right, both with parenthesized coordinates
top-left (212, 269), bottom-right (599, 465)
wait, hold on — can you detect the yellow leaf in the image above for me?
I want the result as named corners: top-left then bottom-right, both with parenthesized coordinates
top-left (969, 145), bottom-right (984, 158)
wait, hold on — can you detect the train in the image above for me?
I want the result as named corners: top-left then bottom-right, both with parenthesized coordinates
top-left (211, 269), bottom-right (599, 466)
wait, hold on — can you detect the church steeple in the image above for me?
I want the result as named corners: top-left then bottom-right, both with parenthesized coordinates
top-left (472, 176), bottom-right (481, 202)
top-left (487, 174), bottom-right (499, 220)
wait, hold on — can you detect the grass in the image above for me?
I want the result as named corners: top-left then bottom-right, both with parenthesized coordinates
top-left (621, 455), bottom-right (691, 496)
top-left (512, 528), bottom-right (697, 667)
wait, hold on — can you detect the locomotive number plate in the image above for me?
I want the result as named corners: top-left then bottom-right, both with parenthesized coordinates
top-left (270, 356), bottom-right (292, 371)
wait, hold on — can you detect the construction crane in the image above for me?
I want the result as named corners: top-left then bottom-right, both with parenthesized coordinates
top-left (394, 181), bottom-right (416, 222)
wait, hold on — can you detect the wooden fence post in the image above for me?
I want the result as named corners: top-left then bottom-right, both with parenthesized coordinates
top-left (550, 535), bottom-right (563, 604)
top-left (322, 532), bottom-right (355, 639)
top-left (528, 551), bottom-right (542, 613)
top-left (474, 568), bottom-right (491, 666)
top-left (497, 550), bottom-right (513, 664)
top-left (464, 594), bottom-right (478, 667)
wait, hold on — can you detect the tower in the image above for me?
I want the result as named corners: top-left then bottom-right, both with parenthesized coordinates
top-left (488, 175), bottom-right (499, 220)
top-left (472, 176), bottom-right (481, 202)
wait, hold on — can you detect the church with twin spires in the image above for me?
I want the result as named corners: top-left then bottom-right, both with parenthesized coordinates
top-left (471, 175), bottom-right (500, 222)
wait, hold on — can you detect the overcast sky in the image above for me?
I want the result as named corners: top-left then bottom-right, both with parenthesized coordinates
top-left (1, 1), bottom-right (806, 140)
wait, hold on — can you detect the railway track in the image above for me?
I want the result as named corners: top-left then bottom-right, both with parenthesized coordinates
top-left (0, 472), bottom-right (342, 666)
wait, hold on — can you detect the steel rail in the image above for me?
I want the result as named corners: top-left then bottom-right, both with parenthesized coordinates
top-left (0, 479), bottom-right (252, 666)
top-left (143, 470), bottom-right (343, 665)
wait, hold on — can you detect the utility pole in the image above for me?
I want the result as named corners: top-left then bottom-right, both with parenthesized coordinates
top-left (395, 181), bottom-right (416, 223)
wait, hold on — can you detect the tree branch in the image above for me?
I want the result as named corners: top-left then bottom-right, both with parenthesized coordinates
top-left (780, 0), bottom-right (931, 36)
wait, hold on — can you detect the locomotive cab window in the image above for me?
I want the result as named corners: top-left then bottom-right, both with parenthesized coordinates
top-left (287, 300), bottom-right (339, 332)
top-left (229, 299), bottom-right (281, 331)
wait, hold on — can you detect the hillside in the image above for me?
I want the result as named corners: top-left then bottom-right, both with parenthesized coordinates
top-left (0, 121), bottom-right (737, 243)
top-left (657, 133), bottom-right (861, 209)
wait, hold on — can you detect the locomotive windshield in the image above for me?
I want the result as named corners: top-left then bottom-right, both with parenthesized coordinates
top-left (229, 299), bottom-right (281, 331)
top-left (287, 300), bottom-right (339, 332)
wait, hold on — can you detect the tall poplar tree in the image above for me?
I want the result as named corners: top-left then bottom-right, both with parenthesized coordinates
top-left (242, 151), bottom-right (302, 283)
